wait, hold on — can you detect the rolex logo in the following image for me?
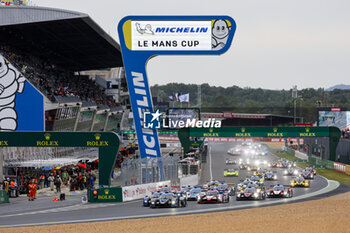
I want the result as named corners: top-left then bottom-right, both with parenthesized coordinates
top-left (306, 128), bottom-right (310, 133)
top-left (209, 128), bottom-right (213, 133)
top-left (94, 133), bottom-right (101, 140)
top-left (104, 189), bottom-right (110, 195)
top-left (273, 128), bottom-right (278, 133)
top-left (44, 133), bottom-right (51, 140)
top-left (241, 128), bottom-right (246, 133)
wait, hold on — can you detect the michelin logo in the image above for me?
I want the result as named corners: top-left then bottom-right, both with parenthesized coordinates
top-left (144, 110), bottom-right (161, 129)
top-left (211, 20), bottom-right (231, 50)
top-left (0, 55), bottom-right (26, 131)
top-left (136, 23), bottom-right (154, 35)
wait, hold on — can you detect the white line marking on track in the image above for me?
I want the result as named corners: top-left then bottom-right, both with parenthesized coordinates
top-left (209, 146), bottom-right (213, 181)
top-left (0, 199), bottom-right (140, 218)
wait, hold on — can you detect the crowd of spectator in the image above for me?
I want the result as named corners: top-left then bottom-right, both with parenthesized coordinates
top-left (12, 160), bottom-right (98, 195)
top-left (0, 45), bottom-right (120, 107)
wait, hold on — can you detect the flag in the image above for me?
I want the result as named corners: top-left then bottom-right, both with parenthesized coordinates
top-left (174, 93), bottom-right (180, 101)
top-left (169, 95), bottom-right (174, 101)
top-left (179, 93), bottom-right (189, 102)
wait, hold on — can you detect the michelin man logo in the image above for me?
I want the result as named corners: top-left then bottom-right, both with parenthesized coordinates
top-left (212, 20), bottom-right (231, 50)
top-left (0, 55), bottom-right (26, 131)
top-left (143, 110), bottom-right (161, 129)
top-left (136, 23), bottom-right (155, 35)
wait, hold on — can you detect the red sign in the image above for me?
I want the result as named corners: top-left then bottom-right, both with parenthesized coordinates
top-left (331, 108), bottom-right (341, 112)
top-left (295, 123), bottom-right (313, 127)
top-left (223, 111), bottom-right (232, 118)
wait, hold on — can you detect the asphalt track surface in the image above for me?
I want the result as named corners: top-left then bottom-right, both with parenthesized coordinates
top-left (0, 142), bottom-right (344, 228)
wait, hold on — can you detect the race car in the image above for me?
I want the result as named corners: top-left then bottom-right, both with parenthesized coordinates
top-left (239, 163), bottom-right (249, 170)
top-left (254, 168), bottom-right (266, 176)
top-left (158, 185), bottom-right (172, 193)
top-left (290, 176), bottom-right (310, 187)
top-left (227, 147), bottom-right (241, 156)
top-left (225, 158), bottom-right (237, 165)
top-left (269, 161), bottom-right (280, 168)
top-left (300, 170), bottom-right (314, 180)
top-left (197, 189), bottom-right (229, 204)
top-left (204, 180), bottom-right (220, 189)
top-left (305, 166), bottom-right (317, 175)
top-left (150, 192), bottom-right (187, 208)
top-left (224, 169), bottom-right (239, 177)
top-left (215, 183), bottom-right (235, 196)
top-left (237, 178), bottom-right (253, 191)
top-left (186, 187), bottom-right (202, 201)
top-left (179, 185), bottom-right (194, 194)
top-left (248, 166), bottom-right (258, 172)
top-left (250, 175), bottom-right (264, 185)
top-left (280, 160), bottom-right (291, 168)
top-left (236, 183), bottom-right (266, 200)
top-left (143, 192), bottom-right (161, 207)
top-left (264, 171), bottom-right (277, 180)
top-left (266, 184), bottom-right (293, 198)
top-left (284, 167), bottom-right (299, 176)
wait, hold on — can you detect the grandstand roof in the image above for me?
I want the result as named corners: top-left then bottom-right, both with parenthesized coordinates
top-left (0, 6), bottom-right (123, 71)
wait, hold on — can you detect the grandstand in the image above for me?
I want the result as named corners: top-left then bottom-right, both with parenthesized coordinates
top-left (0, 6), bottom-right (133, 181)
top-left (0, 6), bottom-right (128, 132)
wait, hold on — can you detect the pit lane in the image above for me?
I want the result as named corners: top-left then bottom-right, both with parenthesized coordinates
top-left (0, 142), bottom-right (340, 228)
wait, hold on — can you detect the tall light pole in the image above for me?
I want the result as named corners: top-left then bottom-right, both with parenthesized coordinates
top-left (292, 85), bottom-right (297, 125)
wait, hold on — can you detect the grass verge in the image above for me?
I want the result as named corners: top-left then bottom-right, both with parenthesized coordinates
top-left (273, 152), bottom-right (350, 185)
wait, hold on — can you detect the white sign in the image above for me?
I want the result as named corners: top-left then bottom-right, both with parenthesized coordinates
top-left (122, 180), bottom-right (171, 201)
top-left (131, 21), bottom-right (212, 50)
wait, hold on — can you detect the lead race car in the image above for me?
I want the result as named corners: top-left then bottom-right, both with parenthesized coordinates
top-left (266, 184), bottom-right (293, 198)
top-left (143, 192), bottom-right (161, 207)
top-left (197, 189), bottom-right (230, 204)
top-left (236, 183), bottom-right (266, 201)
top-left (224, 168), bottom-right (239, 177)
top-left (150, 192), bottom-right (187, 208)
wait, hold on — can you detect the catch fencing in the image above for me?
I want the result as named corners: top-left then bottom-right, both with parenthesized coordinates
top-left (120, 156), bottom-right (179, 187)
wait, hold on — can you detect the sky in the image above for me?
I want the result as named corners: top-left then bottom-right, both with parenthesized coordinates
top-left (31, 0), bottom-right (350, 90)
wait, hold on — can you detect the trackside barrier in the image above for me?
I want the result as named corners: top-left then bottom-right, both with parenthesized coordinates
top-left (122, 180), bottom-right (171, 202)
top-left (334, 162), bottom-right (347, 174)
top-left (179, 174), bottom-right (200, 187)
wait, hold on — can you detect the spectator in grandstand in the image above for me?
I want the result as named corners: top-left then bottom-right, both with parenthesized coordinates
top-left (0, 45), bottom-right (120, 108)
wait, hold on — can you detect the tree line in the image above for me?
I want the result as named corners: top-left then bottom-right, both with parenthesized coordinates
top-left (151, 83), bottom-right (350, 123)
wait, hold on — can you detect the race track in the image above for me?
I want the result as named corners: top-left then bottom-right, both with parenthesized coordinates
top-left (0, 142), bottom-right (341, 228)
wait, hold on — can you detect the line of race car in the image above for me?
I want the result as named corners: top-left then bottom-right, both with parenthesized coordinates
top-left (143, 142), bottom-right (317, 208)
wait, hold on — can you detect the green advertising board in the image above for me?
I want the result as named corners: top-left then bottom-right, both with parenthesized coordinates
top-left (190, 140), bottom-right (204, 148)
top-left (178, 127), bottom-right (341, 161)
top-left (0, 132), bottom-right (120, 186)
top-left (0, 190), bottom-right (9, 204)
top-left (88, 187), bottom-right (123, 203)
